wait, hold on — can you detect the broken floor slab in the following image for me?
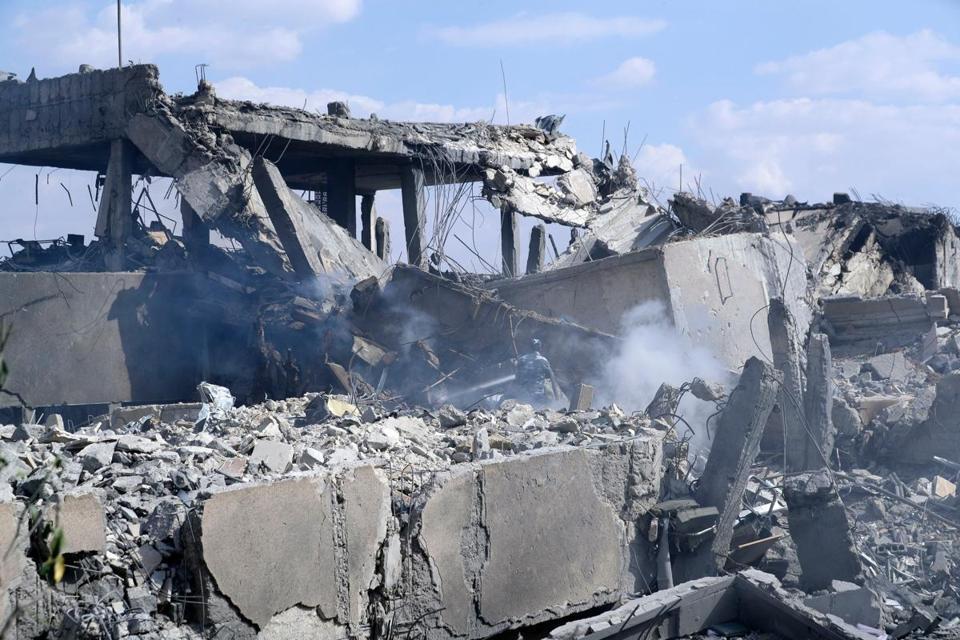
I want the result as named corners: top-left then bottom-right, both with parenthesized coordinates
top-left (252, 157), bottom-right (385, 282)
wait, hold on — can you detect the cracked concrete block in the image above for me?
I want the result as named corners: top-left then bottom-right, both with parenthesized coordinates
top-left (340, 465), bottom-right (391, 627)
top-left (201, 476), bottom-right (337, 629)
top-left (249, 440), bottom-right (294, 474)
top-left (479, 448), bottom-right (623, 625)
top-left (418, 467), bottom-right (478, 635)
top-left (411, 441), bottom-right (662, 640)
top-left (57, 491), bottom-right (106, 554)
top-left (259, 606), bottom-right (344, 640)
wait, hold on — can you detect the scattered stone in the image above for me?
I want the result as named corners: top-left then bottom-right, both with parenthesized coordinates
top-left (438, 404), bottom-right (467, 429)
top-left (77, 440), bottom-right (116, 472)
top-left (249, 440), bottom-right (294, 474)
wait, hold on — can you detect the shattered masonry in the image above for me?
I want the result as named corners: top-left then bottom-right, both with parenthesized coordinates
top-left (0, 62), bottom-right (960, 640)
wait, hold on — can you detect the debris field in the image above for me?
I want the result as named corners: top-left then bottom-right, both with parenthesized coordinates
top-left (0, 63), bottom-right (959, 640)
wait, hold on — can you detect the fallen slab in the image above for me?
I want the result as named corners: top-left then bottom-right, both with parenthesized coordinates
top-left (252, 157), bottom-right (385, 282)
top-left (548, 570), bottom-right (877, 640)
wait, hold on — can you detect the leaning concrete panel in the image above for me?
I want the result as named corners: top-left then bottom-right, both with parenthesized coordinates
top-left (252, 157), bottom-right (385, 282)
top-left (201, 476), bottom-right (337, 629)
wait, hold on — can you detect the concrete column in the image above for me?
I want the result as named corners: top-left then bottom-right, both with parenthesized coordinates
top-left (400, 165), bottom-right (426, 267)
top-left (327, 160), bottom-right (357, 237)
top-left (767, 299), bottom-right (807, 471)
top-left (375, 216), bottom-right (391, 262)
top-left (783, 469), bottom-right (863, 591)
top-left (180, 198), bottom-right (209, 254)
top-left (688, 357), bottom-right (777, 577)
top-left (360, 193), bottom-right (375, 252)
top-left (802, 333), bottom-right (835, 470)
top-left (500, 208), bottom-right (518, 277)
top-left (526, 224), bottom-right (546, 275)
top-left (94, 139), bottom-right (134, 270)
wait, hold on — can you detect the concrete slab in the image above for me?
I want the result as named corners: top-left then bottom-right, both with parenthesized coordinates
top-left (340, 465), bottom-right (391, 626)
top-left (58, 491), bottom-right (107, 554)
top-left (201, 476), bottom-right (337, 629)
top-left (252, 157), bottom-right (385, 282)
top-left (479, 448), bottom-right (624, 625)
top-left (417, 468), bottom-right (478, 635)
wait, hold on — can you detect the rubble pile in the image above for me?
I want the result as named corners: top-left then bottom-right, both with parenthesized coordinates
top-left (0, 387), bottom-right (669, 639)
top-left (4, 62), bottom-right (960, 640)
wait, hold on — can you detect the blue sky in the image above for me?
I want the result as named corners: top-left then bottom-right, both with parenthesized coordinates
top-left (1, 0), bottom-right (959, 269)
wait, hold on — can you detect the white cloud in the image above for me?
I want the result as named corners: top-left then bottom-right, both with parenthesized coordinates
top-left (689, 97), bottom-right (960, 205)
top-left (214, 76), bottom-right (556, 124)
top-left (13, 0), bottom-right (361, 70)
top-left (427, 12), bottom-right (665, 47)
top-left (594, 57), bottom-right (656, 89)
top-left (756, 30), bottom-right (960, 102)
top-left (633, 143), bottom-right (686, 191)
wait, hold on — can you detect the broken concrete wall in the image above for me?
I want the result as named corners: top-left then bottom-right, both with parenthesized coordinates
top-left (661, 234), bottom-right (810, 370)
top-left (0, 272), bottom-right (212, 407)
top-left (0, 65), bottom-right (157, 165)
top-left (489, 249), bottom-right (671, 335)
top-left (191, 465), bottom-right (390, 634)
top-left (492, 233), bottom-right (810, 370)
top-left (406, 442), bottom-right (663, 640)
top-left (775, 202), bottom-right (960, 299)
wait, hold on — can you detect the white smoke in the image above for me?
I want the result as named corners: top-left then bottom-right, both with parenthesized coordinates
top-left (602, 301), bottom-right (731, 460)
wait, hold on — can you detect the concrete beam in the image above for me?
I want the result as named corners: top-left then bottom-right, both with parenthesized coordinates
top-left (375, 216), bottom-right (391, 261)
top-left (767, 299), bottom-right (807, 471)
top-left (501, 208), bottom-right (519, 277)
top-left (687, 357), bottom-right (777, 578)
top-left (327, 160), bottom-right (357, 237)
top-left (802, 333), bottom-right (835, 470)
top-left (400, 165), bottom-right (426, 268)
top-left (526, 224), bottom-right (546, 275)
top-left (360, 193), bottom-right (375, 251)
top-left (94, 139), bottom-right (134, 270)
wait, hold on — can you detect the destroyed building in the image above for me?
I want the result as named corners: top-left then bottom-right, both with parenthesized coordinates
top-left (1, 63), bottom-right (960, 640)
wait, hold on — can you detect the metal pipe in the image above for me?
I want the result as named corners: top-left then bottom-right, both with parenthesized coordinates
top-left (117, 0), bottom-right (122, 68)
